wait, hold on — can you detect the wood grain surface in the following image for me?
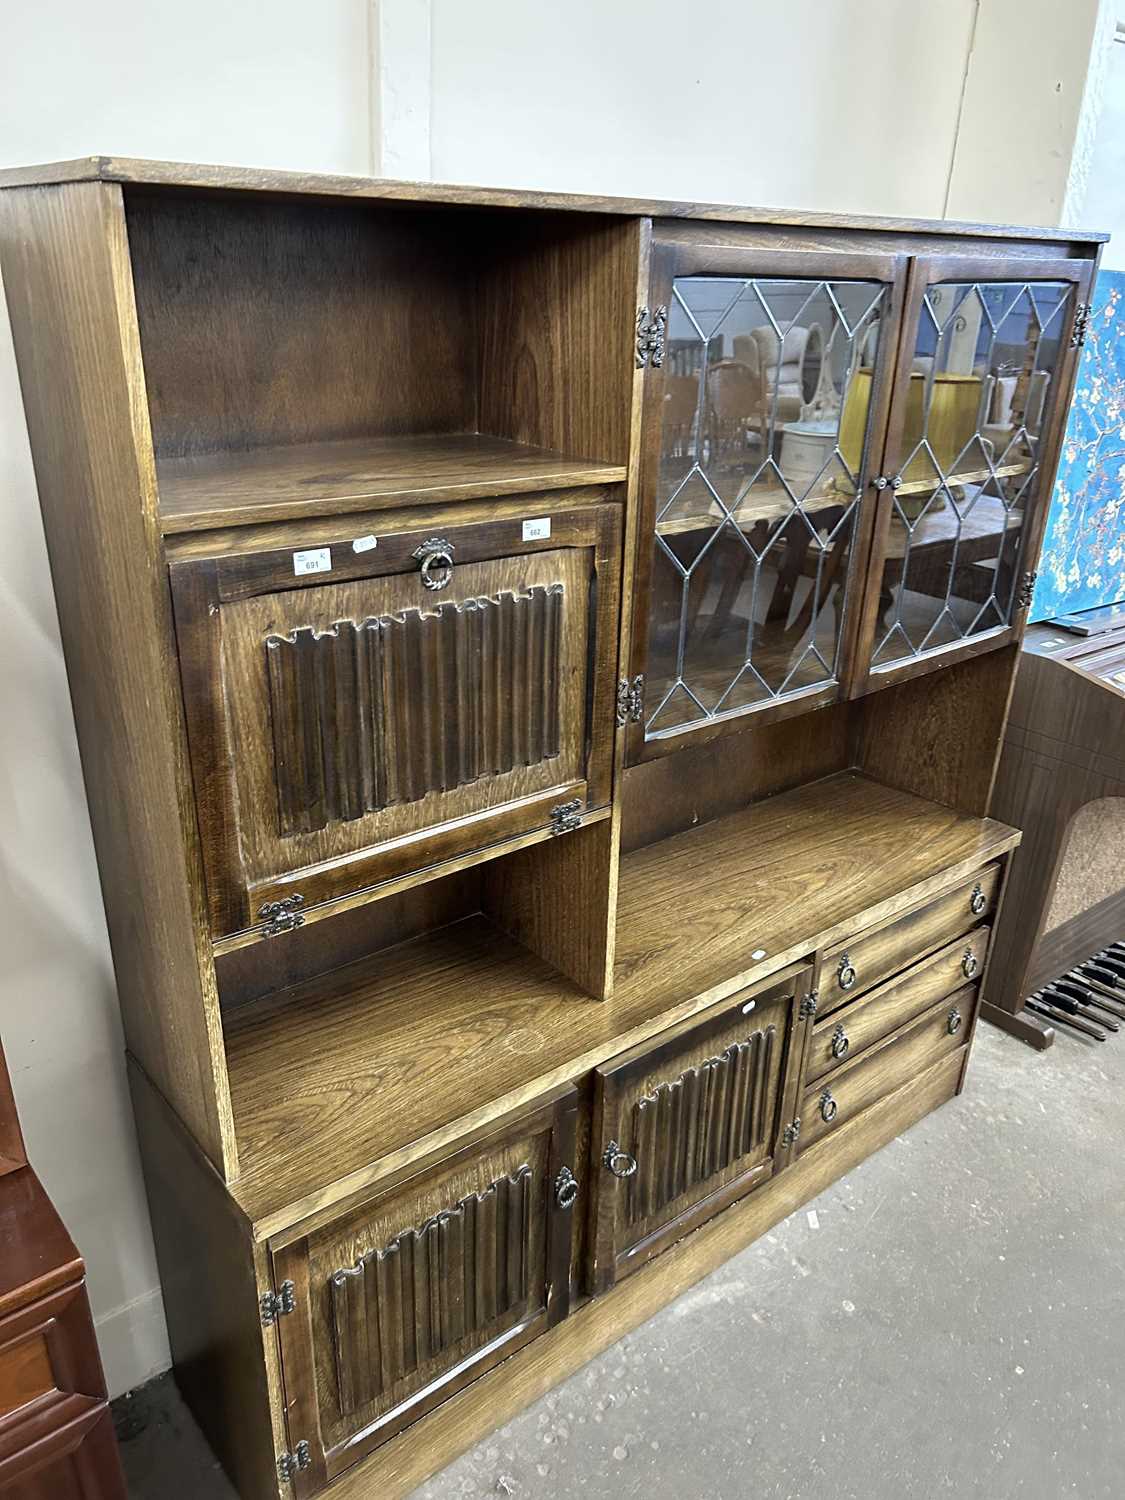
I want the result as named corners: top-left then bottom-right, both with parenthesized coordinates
top-left (225, 772), bottom-right (1016, 1234)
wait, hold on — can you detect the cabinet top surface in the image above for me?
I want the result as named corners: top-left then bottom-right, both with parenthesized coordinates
top-left (226, 772), bottom-right (1019, 1237)
top-left (0, 155), bottom-right (1108, 244)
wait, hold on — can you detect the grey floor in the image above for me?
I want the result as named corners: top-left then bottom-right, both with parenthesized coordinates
top-left (116, 1018), bottom-right (1125, 1499)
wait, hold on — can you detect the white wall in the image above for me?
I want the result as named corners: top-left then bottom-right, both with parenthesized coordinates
top-left (0, 0), bottom-right (372, 1398)
top-left (1071, 20), bottom-right (1125, 268)
top-left (0, 0), bottom-right (1110, 1402)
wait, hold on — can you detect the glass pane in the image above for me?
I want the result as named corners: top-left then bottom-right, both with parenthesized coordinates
top-left (869, 279), bottom-right (1071, 672)
top-left (644, 275), bottom-right (886, 740)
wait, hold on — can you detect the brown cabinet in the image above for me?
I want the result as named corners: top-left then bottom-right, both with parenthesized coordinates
top-left (589, 965), bottom-right (810, 1291)
top-left (269, 1088), bottom-right (578, 1494)
top-left (3, 155), bottom-right (1092, 1500)
top-left (171, 500), bottom-right (621, 940)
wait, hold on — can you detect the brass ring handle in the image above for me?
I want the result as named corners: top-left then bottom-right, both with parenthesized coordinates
top-left (819, 1089), bottom-right (838, 1123)
top-left (603, 1141), bottom-right (638, 1178)
top-left (838, 953), bottom-right (857, 991)
top-left (831, 1024), bottom-right (850, 1060)
top-left (554, 1166), bottom-right (580, 1210)
top-left (412, 537), bottom-right (456, 591)
top-left (948, 1007), bottom-right (963, 1036)
top-left (961, 948), bottom-right (979, 979)
top-left (969, 883), bottom-right (987, 916)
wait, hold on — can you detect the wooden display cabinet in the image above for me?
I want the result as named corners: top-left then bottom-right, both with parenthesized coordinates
top-left (0, 156), bottom-right (1103, 1499)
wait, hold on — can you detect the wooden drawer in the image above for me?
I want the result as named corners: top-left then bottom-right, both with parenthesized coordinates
top-left (0, 1279), bottom-right (123, 1497)
top-left (271, 1087), bottom-right (578, 1496)
top-left (799, 987), bottom-right (973, 1150)
top-left (806, 925), bottom-right (990, 1084)
top-left (169, 498), bottom-right (621, 941)
top-left (821, 863), bottom-right (1000, 1013)
top-left (589, 964), bottom-right (810, 1293)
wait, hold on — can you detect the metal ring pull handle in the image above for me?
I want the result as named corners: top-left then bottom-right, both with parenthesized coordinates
top-left (947, 1007), bottom-right (963, 1036)
top-left (961, 948), bottom-right (979, 979)
top-left (603, 1141), bottom-right (638, 1179)
top-left (819, 1089), bottom-right (838, 1124)
top-left (831, 1024), bottom-right (850, 1060)
top-left (969, 883), bottom-right (987, 916)
top-left (554, 1166), bottom-right (580, 1210)
top-left (412, 537), bottom-right (456, 591)
top-left (837, 953), bottom-right (857, 991)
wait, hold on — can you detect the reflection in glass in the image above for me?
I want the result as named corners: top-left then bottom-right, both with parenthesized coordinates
top-left (644, 277), bottom-right (885, 738)
top-left (870, 280), bottom-right (1071, 671)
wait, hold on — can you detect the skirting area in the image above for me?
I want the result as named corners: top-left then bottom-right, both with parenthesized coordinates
top-left (116, 1019), bottom-right (1124, 1498)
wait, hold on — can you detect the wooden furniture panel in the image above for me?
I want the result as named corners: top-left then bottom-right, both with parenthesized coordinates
top-left (271, 1088), bottom-right (578, 1494)
top-left (0, 180), bottom-right (237, 1175)
top-left (589, 965), bottom-right (810, 1292)
top-left (986, 624), bottom-right (1125, 1037)
top-left (0, 1408), bottom-right (122, 1500)
top-left (800, 991), bottom-right (974, 1150)
top-left (807, 925), bottom-right (990, 1083)
top-left (820, 863), bottom-right (999, 1014)
top-left (170, 499), bottom-right (620, 941)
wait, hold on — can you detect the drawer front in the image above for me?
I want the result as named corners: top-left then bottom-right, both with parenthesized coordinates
top-left (807, 925), bottom-right (990, 1083)
top-left (590, 964), bottom-right (810, 1292)
top-left (800, 988), bottom-right (973, 1150)
top-left (822, 863), bottom-right (1000, 1012)
top-left (170, 500), bottom-right (621, 940)
top-left (272, 1088), bottom-right (578, 1496)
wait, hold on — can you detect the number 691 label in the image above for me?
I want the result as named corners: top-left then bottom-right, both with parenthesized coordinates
top-left (293, 547), bottom-right (332, 576)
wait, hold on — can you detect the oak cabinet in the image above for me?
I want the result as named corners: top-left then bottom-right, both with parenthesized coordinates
top-left (0, 155), bottom-right (1095, 1500)
top-left (170, 499), bottom-right (621, 941)
top-left (269, 1088), bottom-right (578, 1494)
top-left (588, 965), bottom-right (809, 1291)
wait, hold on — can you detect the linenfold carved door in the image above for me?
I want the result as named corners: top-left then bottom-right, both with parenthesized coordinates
top-left (269, 1087), bottom-right (578, 1496)
top-left (169, 499), bottom-right (620, 942)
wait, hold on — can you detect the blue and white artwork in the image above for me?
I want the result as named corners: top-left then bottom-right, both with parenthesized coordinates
top-left (1032, 268), bottom-right (1125, 620)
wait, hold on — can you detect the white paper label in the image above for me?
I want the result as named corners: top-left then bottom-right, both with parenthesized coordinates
top-left (751, 948), bottom-right (767, 960)
top-left (352, 534), bottom-right (378, 554)
top-left (522, 517), bottom-right (551, 541)
top-left (293, 547), bottom-right (332, 576)
top-left (807, 1210), bottom-right (820, 1230)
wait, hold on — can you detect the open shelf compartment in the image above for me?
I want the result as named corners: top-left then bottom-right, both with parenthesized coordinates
top-left (122, 187), bottom-right (636, 533)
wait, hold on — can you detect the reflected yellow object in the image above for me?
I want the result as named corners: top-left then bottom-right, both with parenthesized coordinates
top-left (839, 370), bottom-right (983, 505)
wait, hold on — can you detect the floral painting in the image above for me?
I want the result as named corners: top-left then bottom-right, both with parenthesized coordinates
top-left (1032, 269), bottom-right (1125, 620)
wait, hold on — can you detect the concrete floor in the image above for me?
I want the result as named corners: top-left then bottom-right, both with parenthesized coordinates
top-left (116, 1018), bottom-right (1125, 1499)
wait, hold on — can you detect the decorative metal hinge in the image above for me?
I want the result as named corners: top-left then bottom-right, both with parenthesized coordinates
top-left (799, 990), bottom-right (819, 1020)
top-left (615, 674), bottom-right (644, 727)
top-left (782, 1118), bottom-right (801, 1148)
top-left (635, 305), bottom-right (668, 369)
top-left (550, 798), bottom-right (583, 836)
top-left (258, 894), bottom-right (305, 938)
top-left (1015, 570), bottom-right (1038, 611)
top-left (278, 1441), bottom-right (311, 1482)
top-left (1070, 300), bottom-right (1092, 349)
top-left (260, 1280), bottom-right (296, 1326)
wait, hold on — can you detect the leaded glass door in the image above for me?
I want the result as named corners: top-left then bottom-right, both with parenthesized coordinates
top-left (627, 237), bottom-right (906, 763)
top-left (855, 254), bottom-right (1093, 692)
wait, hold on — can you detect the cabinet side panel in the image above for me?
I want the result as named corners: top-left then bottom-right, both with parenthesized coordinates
top-left (127, 1060), bottom-right (279, 1500)
top-left (0, 182), bottom-right (236, 1173)
top-left (477, 216), bottom-right (637, 465)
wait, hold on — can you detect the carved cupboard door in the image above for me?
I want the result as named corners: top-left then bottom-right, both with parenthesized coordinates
top-left (169, 500), bottom-right (620, 941)
top-left (588, 963), bottom-right (810, 1291)
top-left (852, 253), bottom-right (1095, 693)
top-left (269, 1088), bottom-right (578, 1495)
top-left (627, 229), bottom-right (907, 762)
